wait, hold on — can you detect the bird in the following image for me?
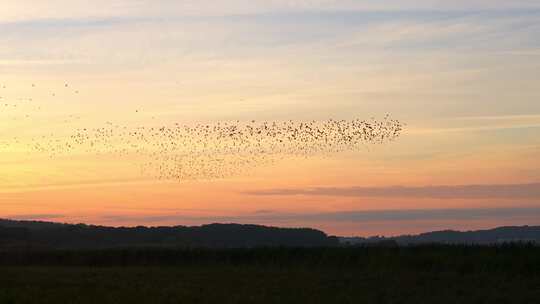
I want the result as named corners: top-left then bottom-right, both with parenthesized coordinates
top-left (2, 81), bottom-right (403, 182)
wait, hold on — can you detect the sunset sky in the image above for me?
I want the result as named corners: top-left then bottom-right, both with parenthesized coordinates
top-left (1, 0), bottom-right (540, 236)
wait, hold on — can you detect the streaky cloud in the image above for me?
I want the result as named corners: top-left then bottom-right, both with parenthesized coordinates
top-left (244, 183), bottom-right (540, 199)
top-left (4, 213), bottom-right (63, 221)
top-left (76, 207), bottom-right (540, 225)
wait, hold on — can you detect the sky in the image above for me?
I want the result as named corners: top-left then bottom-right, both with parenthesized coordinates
top-left (1, 0), bottom-right (540, 236)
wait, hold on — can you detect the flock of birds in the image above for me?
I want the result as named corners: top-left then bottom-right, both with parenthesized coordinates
top-left (1, 82), bottom-right (404, 181)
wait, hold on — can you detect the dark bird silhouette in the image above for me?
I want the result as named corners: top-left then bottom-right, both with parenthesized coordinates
top-left (2, 81), bottom-right (403, 181)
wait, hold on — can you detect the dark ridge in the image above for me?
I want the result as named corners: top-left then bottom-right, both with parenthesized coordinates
top-left (0, 219), bottom-right (338, 249)
top-left (341, 225), bottom-right (540, 246)
top-left (2, 219), bottom-right (540, 250)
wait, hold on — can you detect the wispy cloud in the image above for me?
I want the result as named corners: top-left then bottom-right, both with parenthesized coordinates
top-left (449, 114), bottom-right (540, 121)
top-left (244, 183), bottom-right (540, 199)
top-left (3, 0), bottom-right (540, 23)
top-left (408, 123), bottom-right (540, 134)
top-left (0, 59), bottom-right (82, 66)
top-left (3, 214), bottom-right (63, 221)
top-left (287, 207), bottom-right (540, 222)
top-left (46, 207), bottom-right (540, 226)
top-left (0, 177), bottom-right (159, 193)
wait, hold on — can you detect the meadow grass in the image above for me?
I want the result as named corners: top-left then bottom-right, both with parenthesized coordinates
top-left (1, 246), bottom-right (539, 303)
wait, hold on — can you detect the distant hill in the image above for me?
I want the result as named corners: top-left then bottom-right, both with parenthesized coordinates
top-left (341, 226), bottom-right (540, 246)
top-left (3, 219), bottom-right (539, 249)
top-left (0, 219), bottom-right (338, 249)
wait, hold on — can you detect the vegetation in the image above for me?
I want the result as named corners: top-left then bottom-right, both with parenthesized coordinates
top-left (0, 219), bottom-right (338, 249)
top-left (343, 226), bottom-right (540, 245)
top-left (1, 245), bottom-right (540, 303)
top-left (3, 219), bottom-right (539, 250)
top-left (2, 219), bottom-right (540, 303)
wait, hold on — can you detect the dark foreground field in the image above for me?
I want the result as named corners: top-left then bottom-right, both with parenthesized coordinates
top-left (1, 246), bottom-right (539, 304)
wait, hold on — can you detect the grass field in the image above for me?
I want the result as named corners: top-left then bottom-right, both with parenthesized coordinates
top-left (1, 246), bottom-right (539, 303)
